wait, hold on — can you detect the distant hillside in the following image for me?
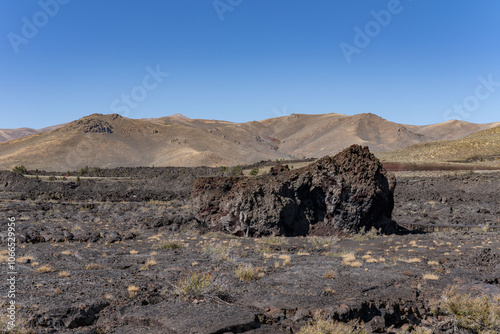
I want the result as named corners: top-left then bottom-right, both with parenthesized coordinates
top-left (0, 112), bottom-right (499, 171)
top-left (377, 126), bottom-right (500, 165)
top-left (0, 124), bottom-right (64, 142)
top-left (0, 114), bottom-right (288, 171)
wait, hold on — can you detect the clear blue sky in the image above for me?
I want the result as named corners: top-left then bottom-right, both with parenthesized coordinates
top-left (1, 0), bottom-right (500, 129)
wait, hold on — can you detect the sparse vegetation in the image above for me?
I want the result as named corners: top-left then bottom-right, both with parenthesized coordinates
top-left (257, 235), bottom-right (287, 245)
top-left (230, 165), bottom-right (243, 176)
top-left (433, 285), bottom-right (500, 332)
top-left (85, 263), bottom-right (104, 270)
top-left (140, 258), bottom-right (157, 271)
top-left (341, 252), bottom-right (356, 263)
top-left (127, 285), bottom-right (140, 298)
top-left (352, 227), bottom-right (379, 242)
top-left (249, 167), bottom-right (259, 176)
top-left (423, 273), bottom-right (439, 280)
top-left (399, 257), bottom-right (421, 263)
top-left (34, 265), bottom-right (53, 273)
top-left (176, 271), bottom-right (217, 297)
top-left (201, 241), bottom-right (232, 261)
top-left (12, 165), bottom-right (27, 174)
top-left (401, 327), bottom-right (432, 334)
top-left (298, 316), bottom-right (367, 334)
top-left (278, 254), bottom-right (291, 266)
top-left (235, 263), bottom-right (258, 281)
top-left (0, 312), bottom-right (34, 334)
top-left (156, 239), bottom-right (182, 250)
top-left (309, 235), bottom-right (340, 247)
top-left (58, 271), bottom-right (70, 278)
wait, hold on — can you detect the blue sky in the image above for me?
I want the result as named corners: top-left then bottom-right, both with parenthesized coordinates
top-left (1, 0), bottom-right (500, 129)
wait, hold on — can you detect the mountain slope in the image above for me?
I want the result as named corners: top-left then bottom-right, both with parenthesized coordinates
top-left (0, 124), bottom-right (65, 143)
top-left (377, 126), bottom-right (500, 164)
top-left (1, 113), bottom-right (499, 171)
top-left (0, 114), bottom-right (288, 171)
top-left (406, 119), bottom-right (500, 141)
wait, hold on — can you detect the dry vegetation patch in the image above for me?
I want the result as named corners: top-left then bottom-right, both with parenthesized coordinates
top-left (234, 263), bottom-right (258, 281)
top-left (34, 265), bottom-right (53, 273)
top-left (299, 316), bottom-right (367, 334)
top-left (155, 239), bottom-right (182, 250)
top-left (175, 271), bottom-right (218, 298)
top-left (433, 285), bottom-right (500, 332)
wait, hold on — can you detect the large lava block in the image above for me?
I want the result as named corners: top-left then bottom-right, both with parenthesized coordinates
top-left (191, 145), bottom-right (397, 236)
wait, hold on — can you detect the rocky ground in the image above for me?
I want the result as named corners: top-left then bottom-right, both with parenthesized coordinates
top-left (0, 167), bottom-right (499, 333)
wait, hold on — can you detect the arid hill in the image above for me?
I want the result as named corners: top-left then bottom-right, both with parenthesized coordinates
top-left (0, 113), bottom-right (499, 170)
top-left (0, 114), bottom-right (289, 171)
top-left (377, 125), bottom-right (500, 164)
top-left (0, 124), bottom-right (64, 143)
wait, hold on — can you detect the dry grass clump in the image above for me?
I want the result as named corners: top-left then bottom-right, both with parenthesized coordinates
top-left (176, 271), bottom-right (218, 297)
top-left (34, 265), bottom-right (53, 273)
top-left (433, 285), bottom-right (500, 332)
top-left (298, 316), bottom-right (367, 334)
top-left (140, 258), bottom-right (157, 271)
top-left (228, 239), bottom-right (242, 248)
top-left (341, 252), bottom-right (356, 263)
top-left (234, 263), bottom-right (259, 281)
top-left (85, 263), bottom-right (104, 270)
top-left (256, 243), bottom-right (272, 255)
top-left (309, 236), bottom-right (340, 247)
top-left (422, 273), bottom-right (439, 280)
top-left (341, 252), bottom-right (362, 268)
top-left (278, 254), bottom-right (291, 266)
top-left (16, 255), bottom-right (35, 263)
top-left (351, 227), bottom-right (379, 242)
top-left (349, 261), bottom-right (363, 268)
top-left (401, 327), bottom-right (433, 334)
top-left (400, 257), bottom-right (421, 263)
top-left (127, 285), bottom-right (140, 298)
top-left (58, 271), bottom-right (70, 278)
top-left (155, 239), bottom-right (182, 250)
top-left (201, 241), bottom-right (232, 261)
top-left (257, 235), bottom-right (288, 245)
top-left (365, 258), bottom-right (379, 263)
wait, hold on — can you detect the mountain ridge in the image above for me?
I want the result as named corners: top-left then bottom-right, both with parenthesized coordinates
top-left (0, 113), bottom-right (499, 171)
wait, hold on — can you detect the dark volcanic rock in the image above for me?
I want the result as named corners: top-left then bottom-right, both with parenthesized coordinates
top-left (191, 145), bottom-right (397, 236)
top-left (269, 164), bottom-right (290, 175)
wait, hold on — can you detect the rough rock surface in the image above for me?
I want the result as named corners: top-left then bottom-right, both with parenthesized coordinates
top-left (191, 145), bottom-right (397, 236)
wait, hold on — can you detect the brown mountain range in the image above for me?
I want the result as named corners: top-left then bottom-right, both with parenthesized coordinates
top-left (0, 113), bottom-right (498, 171)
